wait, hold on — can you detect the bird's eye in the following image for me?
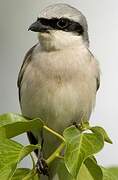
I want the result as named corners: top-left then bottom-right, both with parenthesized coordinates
top-left (57, 18), bottom-right (69, 29)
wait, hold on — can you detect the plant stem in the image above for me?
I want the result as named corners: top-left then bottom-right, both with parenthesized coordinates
top-left (46, 142), bottom-right (65, 165)
top-left (43, 125), bottom-right (65, 142)
top-left (56, 155), bottom-right (64, 159)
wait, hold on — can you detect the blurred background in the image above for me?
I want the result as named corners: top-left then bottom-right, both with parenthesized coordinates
top-left (0, 0), bottom-right (118, 168)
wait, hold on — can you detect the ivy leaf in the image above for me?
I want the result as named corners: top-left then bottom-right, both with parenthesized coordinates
top-left (77, 164), bottom-right (94, 180)
top-left (77, 164), bottom-right (99, 180)
top-left (63, 126), bottom-right (104, 178)
top-left (108, 167), bottom-right (118, 178)
top-left (0, 113), bottom-right (43, 138)
top-left (12, 168), bottom-right (30, 180)
top-left (12, 168), bottom-right (39, 180)
top-left (102, 167), bottom-right (118, 180)
top-left (90, 126), bottom-right (112, 144)
top-left (56, 159), bottom-right (74, 180)
top-left (84, 157), bottom-right (103, 180)
top-left (0, 164), bottom-right (16, 180)
top-left (0, 138), bottom-right (40, 179)
top-left (52, 157), bottom-right (103, 180)
top-left (102, 167), bottom-right (116, 180)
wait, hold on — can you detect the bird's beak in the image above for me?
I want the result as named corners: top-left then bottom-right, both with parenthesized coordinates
top-left (28, 20), bottom-right (48, 32)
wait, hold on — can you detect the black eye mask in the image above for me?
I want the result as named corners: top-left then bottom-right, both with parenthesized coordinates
top-left (37, 17), bottom-right (84, 35)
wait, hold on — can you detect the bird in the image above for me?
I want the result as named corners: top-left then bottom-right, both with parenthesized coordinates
top-left (17, 3), bottom-right (100, 179)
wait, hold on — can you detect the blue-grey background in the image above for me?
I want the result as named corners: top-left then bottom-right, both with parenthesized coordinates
top-left (0, 0), bottom-right (118, 168)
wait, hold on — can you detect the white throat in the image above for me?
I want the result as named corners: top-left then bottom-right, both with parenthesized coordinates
top-left (38, 30), bottom-right (87, 51)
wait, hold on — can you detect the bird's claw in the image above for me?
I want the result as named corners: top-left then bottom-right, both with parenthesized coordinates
top-left (36, 158), bottom-right (49, 176)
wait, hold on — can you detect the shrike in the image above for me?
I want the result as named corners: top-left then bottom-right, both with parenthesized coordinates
top-left (18, 3), bottom-right (100, 179)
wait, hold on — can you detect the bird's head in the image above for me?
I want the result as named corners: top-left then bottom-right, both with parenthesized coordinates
top-left (29, 3), bottom-right (89, 51)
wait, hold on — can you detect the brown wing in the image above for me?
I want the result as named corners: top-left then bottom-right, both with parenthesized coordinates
top-left (17, 44), bottom-right (37, 102)
top-left (18, 44), bottom-right (39, 154)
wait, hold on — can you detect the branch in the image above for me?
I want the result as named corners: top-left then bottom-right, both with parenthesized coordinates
top-left (43, 125), bottom-right (65, 142)
top-left (46, 142), bottom-right (65, 165)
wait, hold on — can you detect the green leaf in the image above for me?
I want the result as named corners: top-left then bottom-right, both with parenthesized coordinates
top-left (12, 168), bottom-right (39, 180)
top-left (63, 125), bottom-right (81, 141)
top-left (0, 113), bottom-right (43, 138)
top-left (108, 167), bottom-right (118, 178)
top-left (0, 164), bottom-right (16, 180)
top-left (55, 158), bottom-right (103, 180)
top-left (102, 167), bottom-right (117, 180)
top-left (90, 126), bottom-right (112, 144)
top-left (78, 163), bottom-right (102, 180)
top-left (77, 164), bottom-right (94, 180)
top-left (102, 167), bottom-right (118, 180)
top-left (56, 159), bottom-right (74, 180)
top-left (84, 157), bottom-right (103, 180)
top-left (63, 126), bottom-right (104, 178)
top-left (12, 168), bottom-right (30, 180)
top-left (0, 138), bottom-right (40, 179)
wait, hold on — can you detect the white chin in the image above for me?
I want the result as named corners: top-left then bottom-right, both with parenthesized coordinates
top-left (38, 31), bottom-right (50, 38)
top-left (38, 30), bottom-right (84, 51)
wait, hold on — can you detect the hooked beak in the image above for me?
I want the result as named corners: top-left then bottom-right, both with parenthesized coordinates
top-left (28, 19), bottom-right (49, 32)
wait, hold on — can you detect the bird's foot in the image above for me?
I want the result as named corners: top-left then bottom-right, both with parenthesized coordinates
top-left (73, 122), bottom-right (80, 129)
top-left (73, 121), bottom-right (89, 131)
top-left (36, 157), bottom-right (49, 176)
